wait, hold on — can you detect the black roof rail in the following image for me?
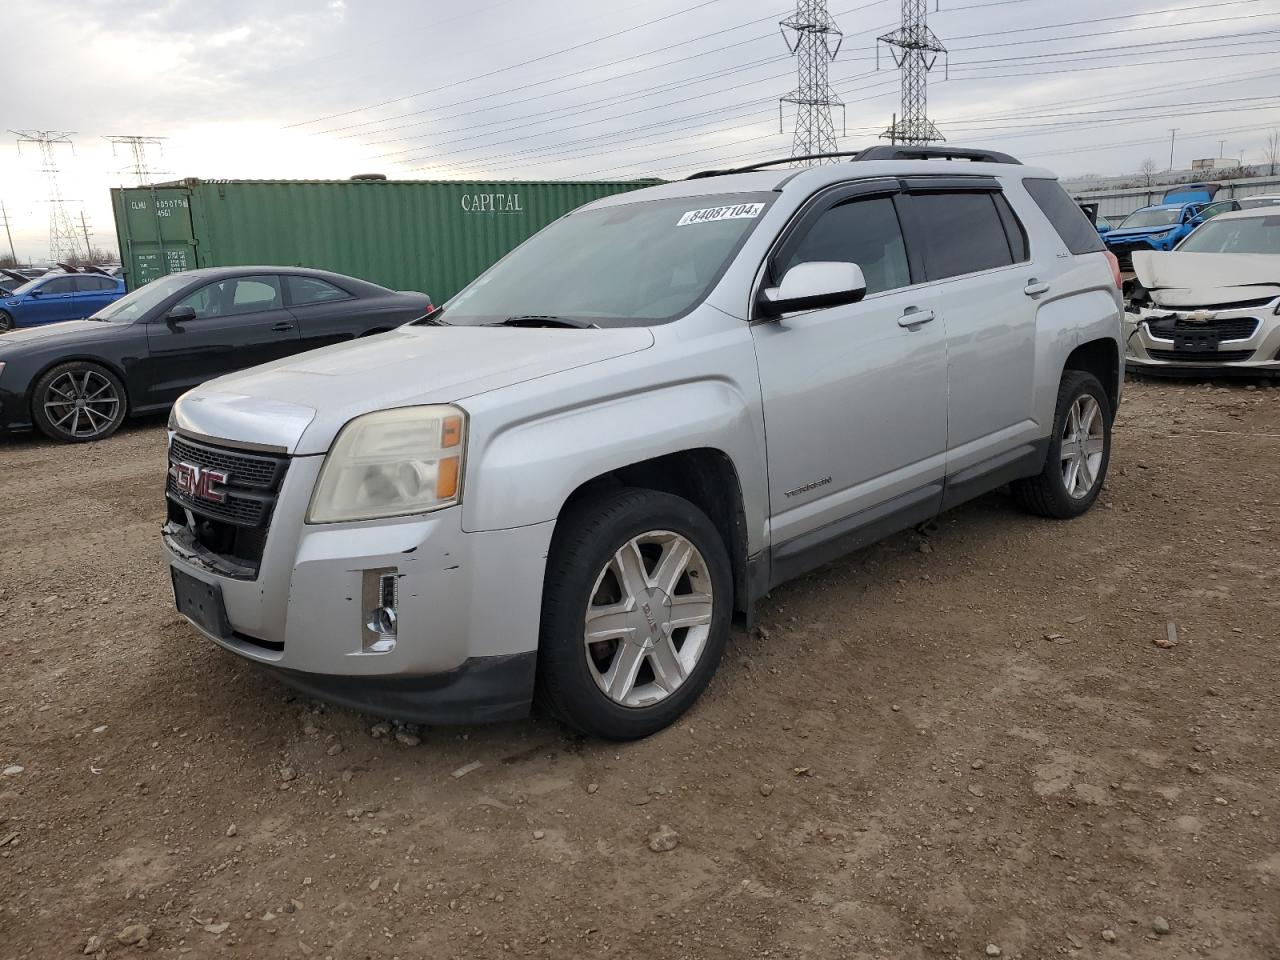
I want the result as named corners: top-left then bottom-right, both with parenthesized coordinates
top-left (854, 145), bottom-right (1021, 164)
top-left (686, 150), bottom-right (869, 179)
top-left (686, 145), bottom-right (1021, 180)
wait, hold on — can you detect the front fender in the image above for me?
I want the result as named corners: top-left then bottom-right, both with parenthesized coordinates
top-left (460, 378), bottom-right (767, 550)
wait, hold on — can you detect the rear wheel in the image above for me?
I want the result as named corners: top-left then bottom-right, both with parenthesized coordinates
top-left (31, 361), bottom-right (128, 443)
top-left (0, 310), bottom-right (13, 332)
top-left (1012, 370), bottom-right (1111, 518)
top-left (536, 488), bottom-right (733, 740)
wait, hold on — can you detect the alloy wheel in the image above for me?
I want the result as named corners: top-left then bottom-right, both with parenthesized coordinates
top-left (43, 370), bottom-right (121, 439)
top-left (583, 530), bottom-right (714, 708)
top-left (1060, 394), bottom-right (1105, 499)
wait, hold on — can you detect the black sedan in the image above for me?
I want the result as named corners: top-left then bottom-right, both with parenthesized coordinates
top-left (0, 266), bottom-right (432, 443)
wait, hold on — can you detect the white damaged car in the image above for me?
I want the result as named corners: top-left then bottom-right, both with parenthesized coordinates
top-left (1126, 207), bottom-right (1280, 376)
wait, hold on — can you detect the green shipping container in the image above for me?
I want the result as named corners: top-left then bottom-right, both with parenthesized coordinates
top-left (109, 177), bottom-right (660, 300)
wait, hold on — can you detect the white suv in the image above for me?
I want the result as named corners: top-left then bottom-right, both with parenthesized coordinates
top-left (163, 146), bottom-right (1124, 740)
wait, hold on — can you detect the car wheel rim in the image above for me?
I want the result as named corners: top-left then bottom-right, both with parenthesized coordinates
top-left (44, 370), bottom-right (120, 439)
top-left (583, 530), bottom-right (714, 708)
top-left (1060, 395), bottom-right (1104, 499)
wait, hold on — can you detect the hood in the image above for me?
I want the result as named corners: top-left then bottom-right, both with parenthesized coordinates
top-left (0, 319), bottom-right (124, 352)
top-left (173, 323), bottom-right (655, 455)
top-left (1106, 224), bottom-right (1178, 240)
top-left (1132, 251), bottom-right (1280, 308)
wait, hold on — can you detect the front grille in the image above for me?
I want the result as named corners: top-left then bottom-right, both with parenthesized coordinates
top-left (1145, 315), bottom-right (1260, 341)
top-left (1147, 349), bottom-right (1255, 363)
top-left (1107, 242), bottom-right (1148, 271)
top-left (166, 435), bottom-right (289, 577)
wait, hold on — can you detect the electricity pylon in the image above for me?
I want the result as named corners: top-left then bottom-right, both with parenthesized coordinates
top-left (780, 0), bottom-right (845, 164)
top-left (877, 0), bottom-right (947, 144)
top-left (12, 130), bottom-right (84, 261)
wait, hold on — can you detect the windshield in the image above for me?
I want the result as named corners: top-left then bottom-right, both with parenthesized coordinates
top-left (9, 278), bottom-right (43, 296)
top-left (1119, 208), bottom-right (1180, 229)
top-left (1177, 214), bottom-right (1280, 255)
top-left (431, 192), bottom-right (775, 327)
top-left (91, 273), bottom-right (191, 322)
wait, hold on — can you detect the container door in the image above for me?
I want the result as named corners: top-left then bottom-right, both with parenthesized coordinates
top-left (118, 188), bottom-right (197, 290)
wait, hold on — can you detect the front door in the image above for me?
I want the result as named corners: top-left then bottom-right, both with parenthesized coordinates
top-left (750, 182), bottom-right (948, 578)
top-left (142, 274), bottom-right (300, 405)
top-left (26, 275), bottom-right (78, 325)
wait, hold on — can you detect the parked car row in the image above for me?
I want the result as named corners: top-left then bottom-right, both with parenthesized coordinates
top-left (0, 266), bottom-right (432, 441)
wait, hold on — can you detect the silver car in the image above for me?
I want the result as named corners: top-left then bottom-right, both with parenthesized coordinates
top-left (1126, 207), bottom-right (1280, 376)
top-left (163, 146), bottom-right (1124, 740)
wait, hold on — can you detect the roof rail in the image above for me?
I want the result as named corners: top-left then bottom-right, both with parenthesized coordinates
top-left (686, 151), bottom-right (869, 179)
top-left (685, 145), bottom-right (1021, 180)
top-left (854, 145), bottom-right (1021, 164)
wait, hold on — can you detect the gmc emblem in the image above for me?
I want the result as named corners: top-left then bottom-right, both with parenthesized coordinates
top-left (170, 461), bottom-right (228, 504)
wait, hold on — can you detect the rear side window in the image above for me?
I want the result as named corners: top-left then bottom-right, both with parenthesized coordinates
top-left (1023, 178), bottom-right (1105, 255)
top-left (912, 192), bottom-right (1017, 280)
top-left (286, 276), bottom-right (351, 305)
top-left (74, 276), bottom-right (115, 292)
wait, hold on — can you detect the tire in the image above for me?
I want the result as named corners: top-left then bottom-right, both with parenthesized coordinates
top-left (536, 487), bottom-right (734, 741)
top-left (1012, 370), bottom-right (1112, 519)
top-left (31, 361), bottom-right (128, 443)
top-left (0, 310), bottom-right (13, 333)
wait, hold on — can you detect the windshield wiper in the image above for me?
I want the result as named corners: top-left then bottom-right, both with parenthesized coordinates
top-left (496, 314), bottom-right (599, 329)
top-left (413, 305), bottom-right (449, 326)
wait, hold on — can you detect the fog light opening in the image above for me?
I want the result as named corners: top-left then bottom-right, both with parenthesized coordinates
top-left (362, 568), bottom-right (399, 653)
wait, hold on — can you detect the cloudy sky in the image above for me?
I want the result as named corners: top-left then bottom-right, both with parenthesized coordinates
top-left (2, 0), bottom-right (1279, 261)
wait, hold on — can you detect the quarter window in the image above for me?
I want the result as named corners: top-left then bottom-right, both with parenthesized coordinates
top-left (781, 194), bottom-right (911, 295)
top-left (286, 276), bottom-right (351, 306)
top-left (1022, 179), bottom-right (1105, 255)
top-left (912, 192), bottom-right (1017, 280)
top-left (175, 276), bottom-right (282, 319)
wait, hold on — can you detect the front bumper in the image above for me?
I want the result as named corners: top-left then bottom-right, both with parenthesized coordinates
top-left (1124, 304), bottom-right (1280, 376)
top-left (163, 440), bottom-right (556, 723)
top-left (1105, 235), bottom-right (1175, 271)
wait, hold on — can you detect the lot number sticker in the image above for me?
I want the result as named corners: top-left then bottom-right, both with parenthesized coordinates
top-left (677, 203), bottom-right (765, 226)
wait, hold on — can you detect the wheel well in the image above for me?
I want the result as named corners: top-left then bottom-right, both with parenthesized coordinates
top-left (1064, 339), bottom-right (1120, 416)
top-left (560, 449), bottom-right (750, 615)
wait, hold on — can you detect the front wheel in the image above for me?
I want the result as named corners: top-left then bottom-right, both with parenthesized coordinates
top-left (536, 488), bottom-right (733, 740)
top-left (0, 310), bottom-right (13, 332)
top-left (1012, 370), bottom-right (1112, 518)
top-left (31, 361), bottom-right (128, 443)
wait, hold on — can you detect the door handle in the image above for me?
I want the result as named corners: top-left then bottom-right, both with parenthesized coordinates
top-left (1024, 279), bottom-right (1051, 298)
top-left (272, 321), bottom-right (296, 332)
top-left (897, 307), bottom-right (936, 328)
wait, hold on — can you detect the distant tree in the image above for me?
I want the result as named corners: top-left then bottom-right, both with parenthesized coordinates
top-left (1139, 157), bottom-right (1158, 187)
top-left (62, 247), bottom-right (117, 267)
top-left (0, 253), bottom-right (18, 269)
top-left (1266, 130), bottom-right (1280, 177)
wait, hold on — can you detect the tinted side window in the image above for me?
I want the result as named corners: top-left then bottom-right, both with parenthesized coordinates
top-left (1022, 178), bottom-right (1105, 255)
top-left (913, 192), bottom-right (1015, 280)
top-left (176, 277), bottom-right (282, 319)
top-left (74, 276), bottom-right (115, 292)
top-left (994, 194), bottom-right (1029, 263)
top-left (781, 195), bottom-right (911, 295)
top-left (286, 276), bottom-right (351, 306)
top-left (42, 276), bottom-right (76, 294)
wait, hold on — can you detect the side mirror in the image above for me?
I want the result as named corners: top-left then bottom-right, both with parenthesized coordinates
top-left (165, 305), bottom-right (197, 323)
top-left (27, 288), bottom-right (43, 298)
top-left (758, 261), bottom-right (867, 318)
top-left (1190, 216), bottom-right (1205, 226)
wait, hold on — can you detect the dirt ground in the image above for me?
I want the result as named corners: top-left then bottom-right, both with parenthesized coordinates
top-left (1, 379), bottom-right (1278, 960)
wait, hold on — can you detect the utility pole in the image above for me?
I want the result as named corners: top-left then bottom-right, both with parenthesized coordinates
top-left (1168, 128), bottom-right (1178, 171)
top-left (1218, 139), bottom-right (1226, 159)
top-left (779, 0), bottom-right (845, 164)
top-left (79, 210), bottom-right (93, 262)
top-left (0, 201), bottom-right (16, 264)
top-left (11, 130), bottom-right (84, 261)
top-left (878, 0), bottom-right (948, 144)
top-left (105, 135), bottom-right (166, 186)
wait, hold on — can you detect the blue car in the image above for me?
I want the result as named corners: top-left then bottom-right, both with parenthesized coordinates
top-left (1102, 183), bottom-right (1224, 270)
top-left (0, 271), bottom-right (126, 332)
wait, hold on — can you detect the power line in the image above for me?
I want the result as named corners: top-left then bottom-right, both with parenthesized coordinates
top-left (285, 0), bottom-right (742, 129)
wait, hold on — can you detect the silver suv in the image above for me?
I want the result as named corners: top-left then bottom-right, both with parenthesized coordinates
top-left (163, 146), bottom-right (1124, 740)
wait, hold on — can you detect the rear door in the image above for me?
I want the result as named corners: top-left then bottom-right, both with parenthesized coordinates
top-left (73, 275), bottom-right (119, 318)
top-left (25, 275), bottom-right (78, 325)
top-left (142, 274), bottom-right (299, 405)
top-left (897, 179), bottom-right (1039, 494)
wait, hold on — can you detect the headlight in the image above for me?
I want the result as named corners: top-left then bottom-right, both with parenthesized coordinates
top-left (307, 405), bottom-right (466, 523)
